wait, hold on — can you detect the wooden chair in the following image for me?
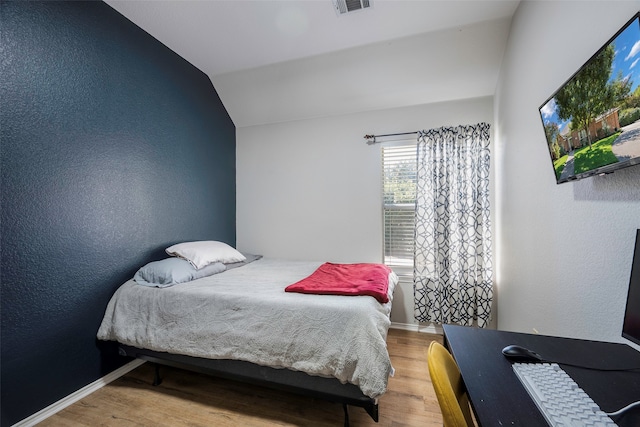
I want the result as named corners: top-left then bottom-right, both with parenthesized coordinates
top-left (427, 341), bottom-right (475, 427)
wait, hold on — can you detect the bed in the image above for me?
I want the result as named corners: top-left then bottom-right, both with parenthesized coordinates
top-left (97, 256), bottom-right (398, 425)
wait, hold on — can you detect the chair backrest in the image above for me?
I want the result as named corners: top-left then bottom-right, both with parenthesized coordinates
top-left (427, 341), bottom-right (475, 427)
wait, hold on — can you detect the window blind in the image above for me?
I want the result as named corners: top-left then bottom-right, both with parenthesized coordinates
top-left (382, 144), bottom-right (417, 279)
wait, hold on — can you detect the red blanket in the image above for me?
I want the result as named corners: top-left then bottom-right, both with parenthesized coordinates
top-left (285, 262), bottom-right (391, 303)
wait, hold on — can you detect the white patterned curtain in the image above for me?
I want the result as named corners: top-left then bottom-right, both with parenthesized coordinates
top-left (413, 123), bottom-right (493, 327)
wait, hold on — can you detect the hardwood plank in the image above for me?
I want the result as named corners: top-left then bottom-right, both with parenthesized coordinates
top-left (39, 329), bottom-right (443, 426)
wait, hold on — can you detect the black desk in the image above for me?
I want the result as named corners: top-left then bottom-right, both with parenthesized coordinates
top-left (443, 324), bottom-right (640, 426)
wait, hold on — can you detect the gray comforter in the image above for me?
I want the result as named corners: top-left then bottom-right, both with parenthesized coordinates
top-left (97, 258), bottom-right (397, 399)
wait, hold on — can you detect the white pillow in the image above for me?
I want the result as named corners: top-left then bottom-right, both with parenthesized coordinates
top-left (165, 240), bottom-right (246, 269)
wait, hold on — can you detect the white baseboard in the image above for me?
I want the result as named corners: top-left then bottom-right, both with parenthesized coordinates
top-left (390, 321), bottom-right (443, 335)
top-left (13, 359), bottom-right (145, 427)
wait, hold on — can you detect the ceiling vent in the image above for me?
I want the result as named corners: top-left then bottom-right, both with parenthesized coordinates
top-left (332, 0), bottom-right (371, 15)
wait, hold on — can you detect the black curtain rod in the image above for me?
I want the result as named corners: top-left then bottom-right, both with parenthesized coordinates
top-left (363, 131), bottom-right (418, 145)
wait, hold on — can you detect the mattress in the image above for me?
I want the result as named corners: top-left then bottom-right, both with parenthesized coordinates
top-left (97, 258), bottom-right (398, 398)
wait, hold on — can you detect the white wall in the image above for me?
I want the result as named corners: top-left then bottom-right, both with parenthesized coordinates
top-left (495, 1), bottom-right (640, 344)
top-left (237, 97), bottom-right (493, 326)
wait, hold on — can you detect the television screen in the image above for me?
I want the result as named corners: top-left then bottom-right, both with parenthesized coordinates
top-left (539, 13), bottom-right (640, 184)
top-left (623, 230), bottom-right (640, 346)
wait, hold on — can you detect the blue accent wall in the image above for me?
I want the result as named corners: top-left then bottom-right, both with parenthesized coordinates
top-left (0, 1), bottom-right (236, 424)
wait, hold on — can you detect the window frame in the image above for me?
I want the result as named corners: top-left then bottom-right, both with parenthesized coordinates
top-left (381, 142), bottom-right (417, 281)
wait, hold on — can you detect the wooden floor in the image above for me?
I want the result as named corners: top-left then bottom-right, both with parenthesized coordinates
top-left (39, 329), bottom-right (443, 426)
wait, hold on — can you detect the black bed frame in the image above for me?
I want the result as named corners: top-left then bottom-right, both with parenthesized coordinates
top-left (118, 345), bottom-right (379, 426)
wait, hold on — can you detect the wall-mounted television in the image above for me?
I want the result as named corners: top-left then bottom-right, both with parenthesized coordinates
top-left (539, 12), bottom-right (640, 184)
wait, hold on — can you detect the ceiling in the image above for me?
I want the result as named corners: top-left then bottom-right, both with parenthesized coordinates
top-left (105, 0), bottom-right (521, 127)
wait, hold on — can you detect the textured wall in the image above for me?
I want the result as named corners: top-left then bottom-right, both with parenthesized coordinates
top-left (0, 2), bottom-right (235, 424)
top-left (494, 1), bottom-right (640, 343)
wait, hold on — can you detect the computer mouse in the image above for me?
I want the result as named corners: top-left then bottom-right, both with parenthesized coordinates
top-left (501, 345), bottom-right (544, 362)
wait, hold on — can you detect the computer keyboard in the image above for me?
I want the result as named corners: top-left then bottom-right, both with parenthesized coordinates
top-left (512, 362), bottom-right (618, 427)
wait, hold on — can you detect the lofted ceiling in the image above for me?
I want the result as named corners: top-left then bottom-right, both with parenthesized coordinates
top-left (105, 0), bottom-right (520, 127)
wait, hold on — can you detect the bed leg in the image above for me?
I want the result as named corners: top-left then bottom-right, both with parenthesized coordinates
top-left (343, 404), bottom-right (350, 427)
top-left (365, 403), bottom-right (379, 422)
top-left (152, 364), bottom-right (163, 386)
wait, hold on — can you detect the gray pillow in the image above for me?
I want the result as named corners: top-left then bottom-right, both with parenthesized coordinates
top-left (225, 254), bottom-right (263, 270)
top-left (133, 257), bottom-right (226, 287)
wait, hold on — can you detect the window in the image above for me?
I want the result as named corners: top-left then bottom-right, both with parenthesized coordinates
top-left (382, 144), bottom-right (417, 280)
top-left (579, 128), bottom-right (588, 145)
